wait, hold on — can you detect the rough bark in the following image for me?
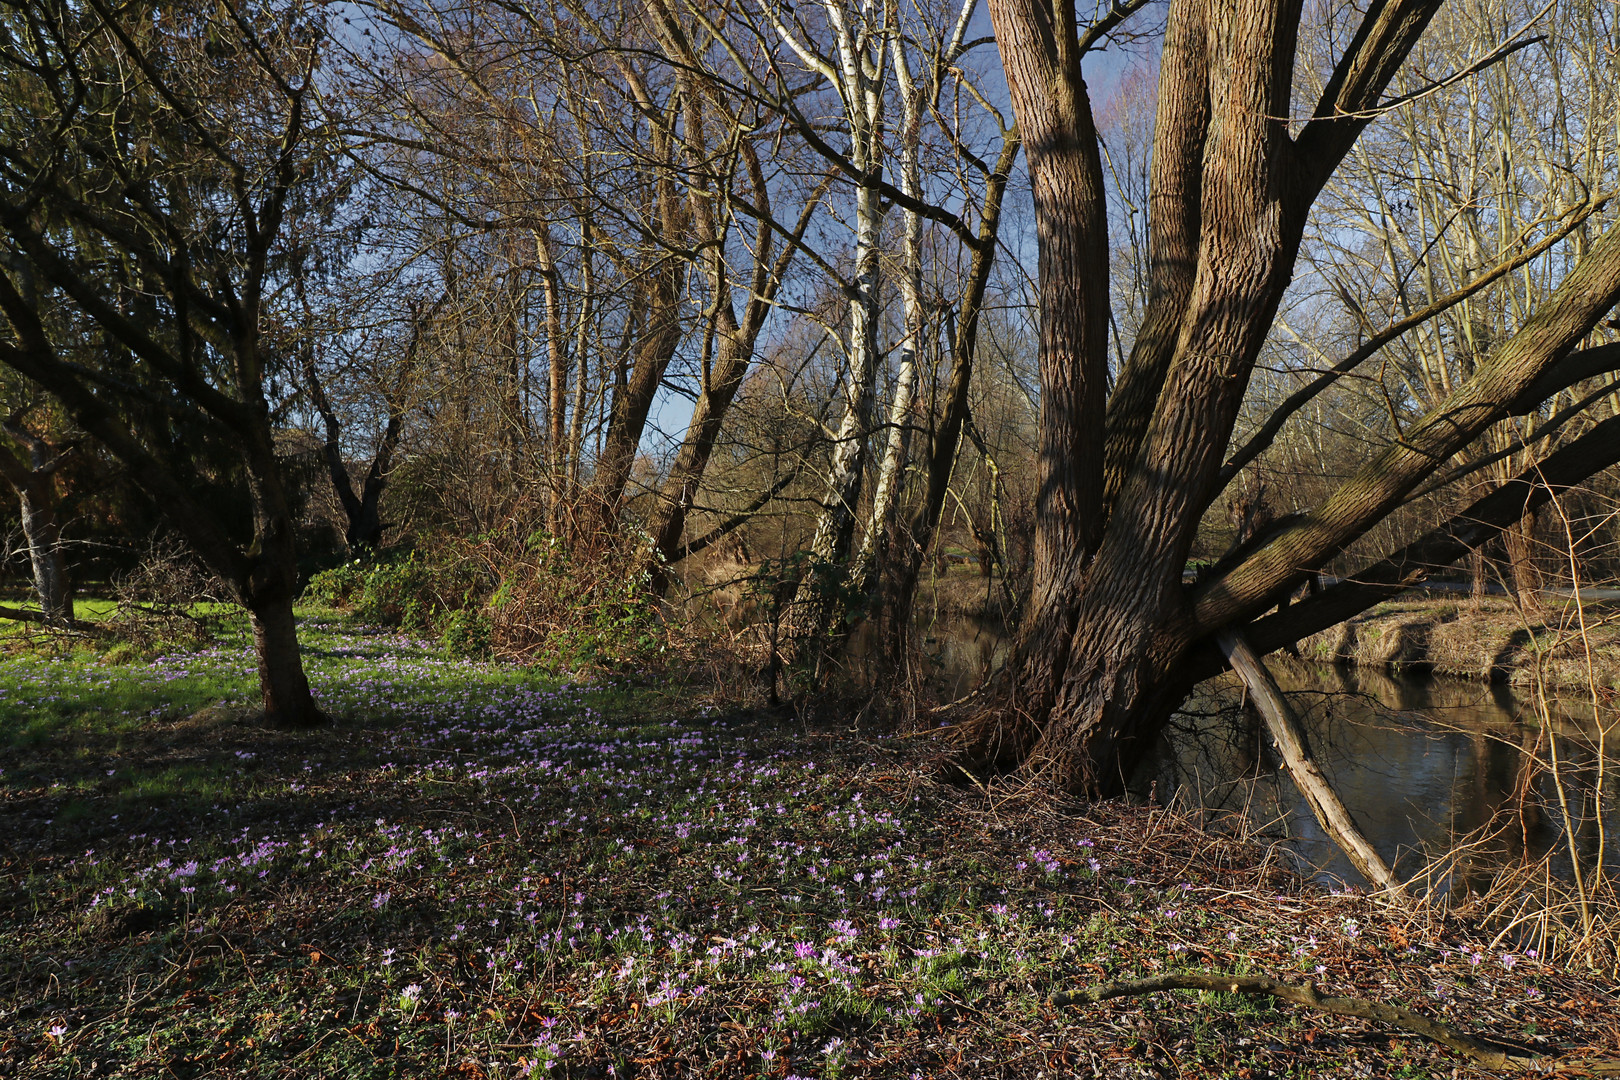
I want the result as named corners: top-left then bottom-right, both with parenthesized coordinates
top-left (948, 0), bottom-right (1620, 798)
top-left (250, 592), bottom-right (322, 729)
top-left (1503, 505), bottom-right (1542, 606)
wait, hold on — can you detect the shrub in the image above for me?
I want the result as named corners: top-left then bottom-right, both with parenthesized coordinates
top-left (440, 608), bottom-right (493, 659)
top-left (301, 529), bottom-right (671, 671)
top-left (304, 549), bottom-right (486, 634)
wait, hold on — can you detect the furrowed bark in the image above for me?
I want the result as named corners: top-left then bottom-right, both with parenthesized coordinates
top-left (1099, 0), bottom-right (1208, 512)
top-left (987, 0), bottom-right (1112, 594)
top-left (954, 0), bottom-right (1466, 796)
top-left (1195, 221), bottom-right (1620, 630)
top-left (1233, 410), bottom-right (1620, 656)
top-left (250, 593), bottom-right (324, 729)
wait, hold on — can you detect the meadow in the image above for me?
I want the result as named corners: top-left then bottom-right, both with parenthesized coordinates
top-left (1, 611), bottom-right (1614, 1078)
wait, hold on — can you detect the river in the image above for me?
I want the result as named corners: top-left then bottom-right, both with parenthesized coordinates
top-left (903, 615), bottom-right (1619, 894)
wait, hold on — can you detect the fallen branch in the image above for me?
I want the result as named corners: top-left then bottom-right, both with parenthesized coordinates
top-left (0, 604), bottom-right (110, 636)
top-left (1216, 627), bottom-right (1405, 898)
top-left (1053, 973), bottom-right (1620, 1073)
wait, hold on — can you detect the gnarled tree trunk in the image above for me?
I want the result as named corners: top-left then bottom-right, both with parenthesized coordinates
top-left (951, 0), bottom-right (1620, 798)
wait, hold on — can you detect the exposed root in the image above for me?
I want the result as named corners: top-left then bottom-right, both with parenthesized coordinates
top-left (929, 692), bottom-right (1041, 786)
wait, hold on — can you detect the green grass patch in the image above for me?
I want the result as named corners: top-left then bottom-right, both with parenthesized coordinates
top-left (0, 611), bottom-right (1602, 1078)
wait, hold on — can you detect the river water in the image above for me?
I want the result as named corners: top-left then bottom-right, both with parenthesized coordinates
top-left (906, 616), bottom-right (1619, 892)
top-left (1164, 663), bottom-right (1619, 892)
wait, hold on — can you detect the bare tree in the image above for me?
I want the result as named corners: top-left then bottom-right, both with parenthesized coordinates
top-left (0, 395), bottom-right (74, 625)
top-left (950, 0), bottom-right (1620, 795)
top-left (0, 0), bottom-right (335, 726)
top-left (1291, 0), bottom-right (1620, 604)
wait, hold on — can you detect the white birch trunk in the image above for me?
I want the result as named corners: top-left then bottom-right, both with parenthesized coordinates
top-left (851, 34), bottom-right (926, 597)
top-left (776, 0), bottom-right (891, 626)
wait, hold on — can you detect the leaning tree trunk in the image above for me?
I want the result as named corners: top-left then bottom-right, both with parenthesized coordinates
top-left (885, 133), bottom-right (1019, 667)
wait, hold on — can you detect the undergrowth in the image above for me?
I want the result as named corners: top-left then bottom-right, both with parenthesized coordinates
top-left (1, 616), bottom-right (1616, 1078)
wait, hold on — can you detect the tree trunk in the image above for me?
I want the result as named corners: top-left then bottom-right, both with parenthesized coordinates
top-left (852, 40), bottom-right (925, 603)
top-left (952, 0), bottom-right (1517, 795)
top-left (535, 226), bottom-right (570, 532)
top-left (650, 312), bottom-right (753, 567)
top-left (1503, 505), bottom-right (1542, 607)
top-left (0, 426), bottom-right (73, 626)
top-left (587, 257), bottom-right (684, 539)
top-left (792, 176), bottom-right (884, 631)
top-left (17, 480), bottom-right (71, 625)
top-left (1219, 628), bottom-right (1404, 894)
top-left (249, 593), bottom-right (324, 728)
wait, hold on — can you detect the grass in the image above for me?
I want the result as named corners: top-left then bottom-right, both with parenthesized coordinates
top-left (2, 609), bottom-right (1617, 1078)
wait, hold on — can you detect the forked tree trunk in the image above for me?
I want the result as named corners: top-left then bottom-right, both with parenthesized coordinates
top-left (950, 0), bottom-right (1620, 798)
top-left (588, 257), bottom-right (684, 540)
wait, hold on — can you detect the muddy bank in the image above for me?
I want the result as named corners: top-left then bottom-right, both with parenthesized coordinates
top-left (1298, 597), bottom-right (1620, 688)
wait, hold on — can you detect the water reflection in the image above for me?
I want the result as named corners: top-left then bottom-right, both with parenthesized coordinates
top-left (887, 615), bottom-right (1617, 892)
top-left (1161, 661), bottom-right (1620, 891)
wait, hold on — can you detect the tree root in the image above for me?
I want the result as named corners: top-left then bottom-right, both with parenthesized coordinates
top-left (1053, 973), bottom-right (1620, 1073)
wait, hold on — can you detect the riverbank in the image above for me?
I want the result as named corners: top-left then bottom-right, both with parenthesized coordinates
top-left (3, 614), bottom-right (1617, 1077)
top-left (1298, 596), bottom-right (1620, 689)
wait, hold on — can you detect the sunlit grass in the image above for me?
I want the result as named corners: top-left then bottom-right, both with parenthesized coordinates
top-left (0, 611), bottom-right (1606, 1079)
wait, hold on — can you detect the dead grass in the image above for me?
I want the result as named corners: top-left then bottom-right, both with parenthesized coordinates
top-left (1299, 598), bottom-right (1620, 688)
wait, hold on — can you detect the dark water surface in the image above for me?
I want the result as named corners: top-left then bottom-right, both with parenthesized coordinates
top-left (897, 616), bottom-right (1619, 891)
top-left (1167, 663), bottom-right (1619, 891)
